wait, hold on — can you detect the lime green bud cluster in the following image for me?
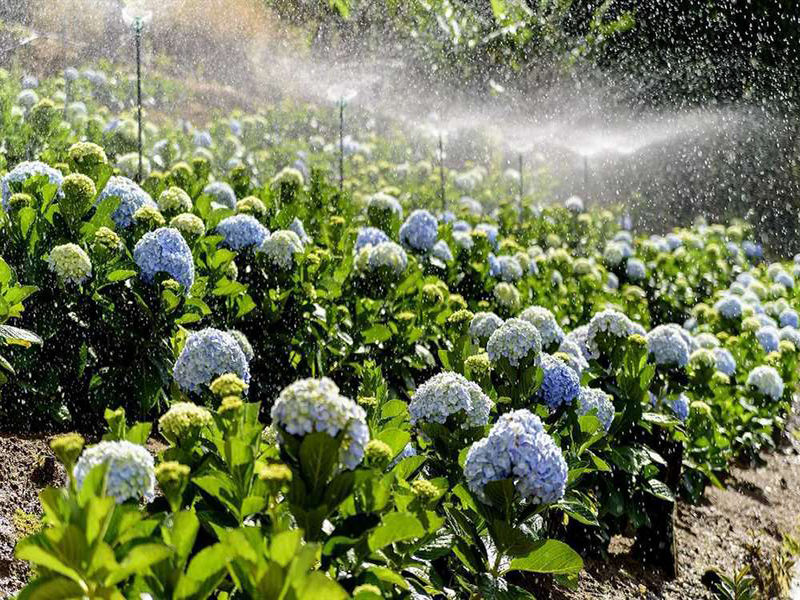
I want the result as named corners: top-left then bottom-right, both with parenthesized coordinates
top-left (236, 196), bottom-right (267, 217)
top-left (158, 402), bottom-right (212, 443)
top-left (364, 439), bottom-right (393, 467)
top-left (133, 205), bottom-right (166, 229)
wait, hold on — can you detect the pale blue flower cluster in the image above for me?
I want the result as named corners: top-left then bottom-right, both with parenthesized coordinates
top-left (453, 231), bottom-right (474, 251)
top-left (694, 332), bottom-right (720, 349)
top-left (586, 309), bottom-right (639, 359)
top-left (289, 218), bottom-right (311, 245)
top-left (97, 176), bottom-right (157, 229)
top-left (261, 230), bottom-right (304, 270)
top-left (134, 227), bottom-right (195, 291)
top-left (519, 306), bottom-right (564, 349)
top-left (475, 223), bottom-right (499, 249)
top-left (409, 371), bottom-right (493, 428)
top-left (668, 394), bottom-right (690, 422)
top-left (488, 254), bottom-right (523, 282)
top-left (228, 329), bottom-right (255, 362)
top-left (364, 241), bottom-right (408, 277)
top-left (432, 240), bottom-right (454, 262)
top-left (270, 377), bottom-right (369, 470)
top-left (774, 271), bottom-right (794, 289)
top-left (469, 312), bottom-right (503, 344)
top-left (74, 440), bottom-right (155, 504)
top-left (576, 387), bottom-right (615, 431)
top-left (713, 348), bottom-right (737, 376)
top-left (486, 318), bottom-right (542, 367)
top-left (626, 258), bottom-right (647, 281)
top-left (355, 227), bottom-right (390, 252)
top-left (746, 365), bottom-right (784, 401)
top-left (647, 325), bottom-right (690, 367)
top-left (742, 241), bottom-right (763, 259)
top-left (564, 325), bottom-right (591, 361)
top-left (779, 309), bottom-right (797, 329)
top-left (564, 196), bottom-right (584, 213)
top-left (756, 326), bottom-right (780, 353)
top-left (715, 295), bottom-right (744, 319)
top-left (2, 160), bottom-right (63, 209)
top-left (216, 215), bottom-right (269, 250)
top-left (780, 326), bottom-right (800, 350)
top-left (464, 409), bottom-right (567, 504)
top-left (537, 354), bottom-right (580, 410)
top-left (193, 130), bottom-right (213, 148)
top-left (203, 181), bottom-right (237, 209)
top-left (558, 339), bottom-right (590, 374)
top-left (603, 242), bottom-right (625, 266)
top-left (666, 233), bottom-right (683, 251)
top-left (399, 209), bottom-right (438, 252)
top-left (173, 328), bottom-right (251, 393)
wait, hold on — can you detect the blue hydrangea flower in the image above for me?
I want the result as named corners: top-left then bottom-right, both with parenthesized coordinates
top-left (647, 325), bottom-right (690, 367)
top-left (355, 227), bottom-right (390, 252)
top-left (537, 354), bottom-right (580, 410)
top-left (469, 312), bottom-right (503, 344)
top-left (399, 209), bottom-right (438, 252)
top-left (270, 377), bottom-right (369, 470)
top-left (289, 217), bottom-right (311, 245)
top-left (668, 394), bottom-right (690, 422)
top-left (173, 328), bottom-right (251, 393)
top-left (774, 271), bottom-right (794, 289)
top-left (2, 161), bottom-right (63, 209)
top-left (694, 333), bottom-right (720, 349)
top-left (230, 119), bottom-right (242, 136)
top-left (216, 215), bottom-right (269, 250)
top-left (756, 326), bottom-right (780, 353)
top-left (97, 176), bottom-right (157, 229)
top-left (666, 233), bottom-right (683, 251)
top-left (203, 181), bottom-right (237, 209)
top-left (193, 130), bottom-right (213, 148)
top-left (475, 223), bottom-right (499, 249)
top-left (626, 258), bottom-right (647, 280)
top-left (576, 387), bottom-right (615, 431)
top-left (486, 318), bottom-right (542, 367)
top-left (558, 338), bottom-right (590, 374)
top-left (432, 240), bottom-right (454, 262)
top-left (464, 409), bottom-right (567, 504)
top-left (564, 325), bottom-right (591, 361)
top-left (746, 366), bottom-right (784, 400)
top-left (134, 227), bottom-right (195, 291)
top-left (779, 326), bottom-right (800, 349)
top-left (519, 306), bottom-right (564, 349)
top-left (453, 219), bottom-right (472, 233)
top-left (409, 372), bottom-right (493, 428)
top-left (586, 309), bottom-right (638, 359)
top-left (453, 231), bottom-right (474, 250)
top-left (74, 441), bottom-right (155, 504)
top-left (742, 241), bottom-right (763, 259)
top-left (715, 295), bottom-right (743, 319)
top-left (489, 254), bottom-right (523, 282)
top-left (713, 348), bottom-right (737, 376)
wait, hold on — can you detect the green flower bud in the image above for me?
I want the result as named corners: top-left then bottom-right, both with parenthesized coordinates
top-left (711, 371), bottom-right (730, 386)
top-left (170, 213), bottom-right (206, 241)
top-left (627, 333), bottom-right (648, 352)
top-left (411, 478), bottom-right (439, 503)
top-left (50, 432), bottom-right (85, 471)
top-left (449, 293), bottom-right (468, 311)
top-left (93, 226), bottom-right (123, 255)
top-left (155, 461), bottom-right (190, 512)
top-left (209, 373), bottom-right (248, 398)
top-left (159, 402), bottom-right (212, 444)
top-left (158, 186), bottom-right (192, 215)
top-left (60, 173), bottom-right (96, 225)
top-left (357, 395), bottom-right (377, 409)
top-left (236, 196), bottom-right (267, 217)
top-left (133, 205), bottom-right (166, 230)
top-left (8, 192), bottom-right (32, 211)
top-left (68, 141), bottom-right (107, 176)
top-left (365, 439), bottom-right (393, 468)
top-left (258, 463), bottom-right (293, 484)
top-left (779, 340), bottom-right (796, 355)
top-left (448, 309), bottom-right (474, 326)
top-left (465, 353), bottom-right (492, 378)
top-left (219, 395), bottom-right (243, 415)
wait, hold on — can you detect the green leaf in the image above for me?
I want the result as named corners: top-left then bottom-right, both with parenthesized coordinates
top-left (368, 512), bottom-right (425, 552)
top-left (270, 529), bottom-right (303, 567)
top-left (106, 543), bottom-right (172, 585)
top-left (0, 324), bottom-right (42, 346)
top-left (125, 422), bottom-right (152, 445)
top-left (14, 575), bottom-right (87, 600)
top-left (505, 539), bottom-right (583, 575)
top-left (175, 543), bottom-right (231, 600)
top-left (299, 432), bottom-right (341, 491)
top-left (365, 566), bottom-right (409, 590)
top-left (375, 428), bottom-right (411, 456)
top-left (106, 269), bottom-right (136, 283)
top-left (297, 571), bottom-right (348, 599)
top-left (362, 324), bottom-right (393, 344)
top-left (645, 478), bottom-right (675, 502)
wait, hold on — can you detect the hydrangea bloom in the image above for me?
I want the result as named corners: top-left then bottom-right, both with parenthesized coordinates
top-left (475, 223), bottom-right (499, 249)
top-left (158, 187), bottom-right (193, 214)
top-left (453, 231), bottom-right (474, 250)
top-left (564, 325), bottom-right (591, 361)
top-left (493, 282), bottom-right (520, 311)
top-left (170, 213), bottom-right (206, 238)
top-left (626, 258), bottom-right (647, 280)
top-left (713, 347), bottom-right (737, 376)
top-left (228, 329), bottom-right (255, 362)
top-left (2, 160), bottom-right (63, 209)
top-left (97, 176), bottom-right (157, 229)
top-left (603, 242), bottom-right (625, 266)
top-left (586, 309), bottom-right (638, 359)
top-left (261, 230), bottom-right (304, 270)
top-left (464, 410), bottom-right (567, 504)
top-left (48, 244), bottom-right (92, 285)
top-left (647, 325), bottom-right (690, 367)
top-left (159, 402), bottom-right (213, 442)
top-left (519, 306), bottom-right (564, 349)
top-left (537, 354), bottom-right (580, 410)
top-left (755, 326), bottom-right (780, 353)
top-left (742, 240), bottom-right (763, 259)
top-left (173, 328), bottom-right (251, 393)
top-left (203, 181), bottom-right (237, 209)
top-left (270, 377), bottom-right (368, 470)
top-left (774, 271), bottom-right (794, 289)
top-left (409, 372), bottom-right (493, 428)
top-left (74, 441), bottom-right (155, 504)
top-left (715, 295), bottom-right (744, 319)
top-left (746, 365), bottom-right (784, 401)
top-left (668, 394), bottom-right (690, 422)
top-left (489, 254), bottom-right (523, 282)
top-left (355, 241), bottom-right (408, 278)
top-left (432, 240), bottom-right (454, 262)
top-left (216, 215), bottom-right (269, 251)
top-left (367, 192), bottom-right (403, 221)
top-left (694, 332), bottom-right (720, 348)
top-left (16, 89), bottom-right (38, 109)
top-left (558, 339), bottom-right (590, 373)
top-left (469, 312), bottom-right (503, 344)
top-left (134, 228), bottom-right (195, 291)
top-left (666, 233), bottom-right (683, 251)
top-left (576, 387), bottom-right (615, 431)
top-left (193, 130), bottom-right (213, 148)
top-left (355, 227), bottom-right (390, 252)
top-left (289, 218), bottom-right (311, 245)
top-left (271, 167), bottom-right (305, 188)
top-left (486, 318), bottom-right (542, 367)
top-left (399, 209), bottom-right (438, 252)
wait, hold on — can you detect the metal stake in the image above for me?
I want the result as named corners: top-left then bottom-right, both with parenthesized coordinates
top-left (518, 153), bottom-right (524, 204)
top-left (583, 155), bottom-right (589, 199)
top-left (439, 132), bottom-right (446, 210)
top-left (135, 22), bottom-right (143, 184)
top-left (339, 100), bottom-right (344, 193)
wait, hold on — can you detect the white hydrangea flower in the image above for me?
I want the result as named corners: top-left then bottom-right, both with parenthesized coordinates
top-left (585, 309), bottom-right (638, 359)
top-left (48, 243), bottom-right (92, 285)
top-left (261, 230), bottom-right (304, 270)
top-left (409, 372), bottom-right (493, 428)
top-left (647, 325), bottom-right (690, 367)
top-left (745, 365), bottom-right (784, 401)
top-left (73, 441), bottom-right (155, 504)
top-left (486, 318), bottom-right (542, 367)
top-left (519, 306), bottom-right (564, 349)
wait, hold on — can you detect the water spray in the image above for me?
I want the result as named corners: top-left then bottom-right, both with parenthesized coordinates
top-left (439, 132), bottom-right (446, 210)
top-left (339, 98), bottom-right (345, 193)
top-left (123, 6), bottom-right (152, 184)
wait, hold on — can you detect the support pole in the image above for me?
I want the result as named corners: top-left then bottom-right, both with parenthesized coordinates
top-left (518, 153), bottom-right (524, 205)
top-left (339, 100), bottom-right (344, 193)
top-left (439, 133), bottom-right (446, 210)
top-left (135, 24), bottom-right (143, 184)
top-left (583, 155), bottom-right (589, 200)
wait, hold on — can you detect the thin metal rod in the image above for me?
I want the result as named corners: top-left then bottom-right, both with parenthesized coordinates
top-left (518, 153), bottom-right (524, 204)
top-left (439, 133), bottom-right (446, 210)
top-left (136, 28), bottom-right (143, 184)
top-left (61, 12), bottom-right (68, 120)
top-left (339, 101), bottom-right (344, 193)
top-left (583, 155), bottom-right (589, 199)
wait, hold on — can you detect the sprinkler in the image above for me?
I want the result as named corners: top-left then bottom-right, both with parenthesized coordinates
top-left (122, 5), bottom-right (152, 184)
top-left (439, 132), bottom-right (446, 210)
